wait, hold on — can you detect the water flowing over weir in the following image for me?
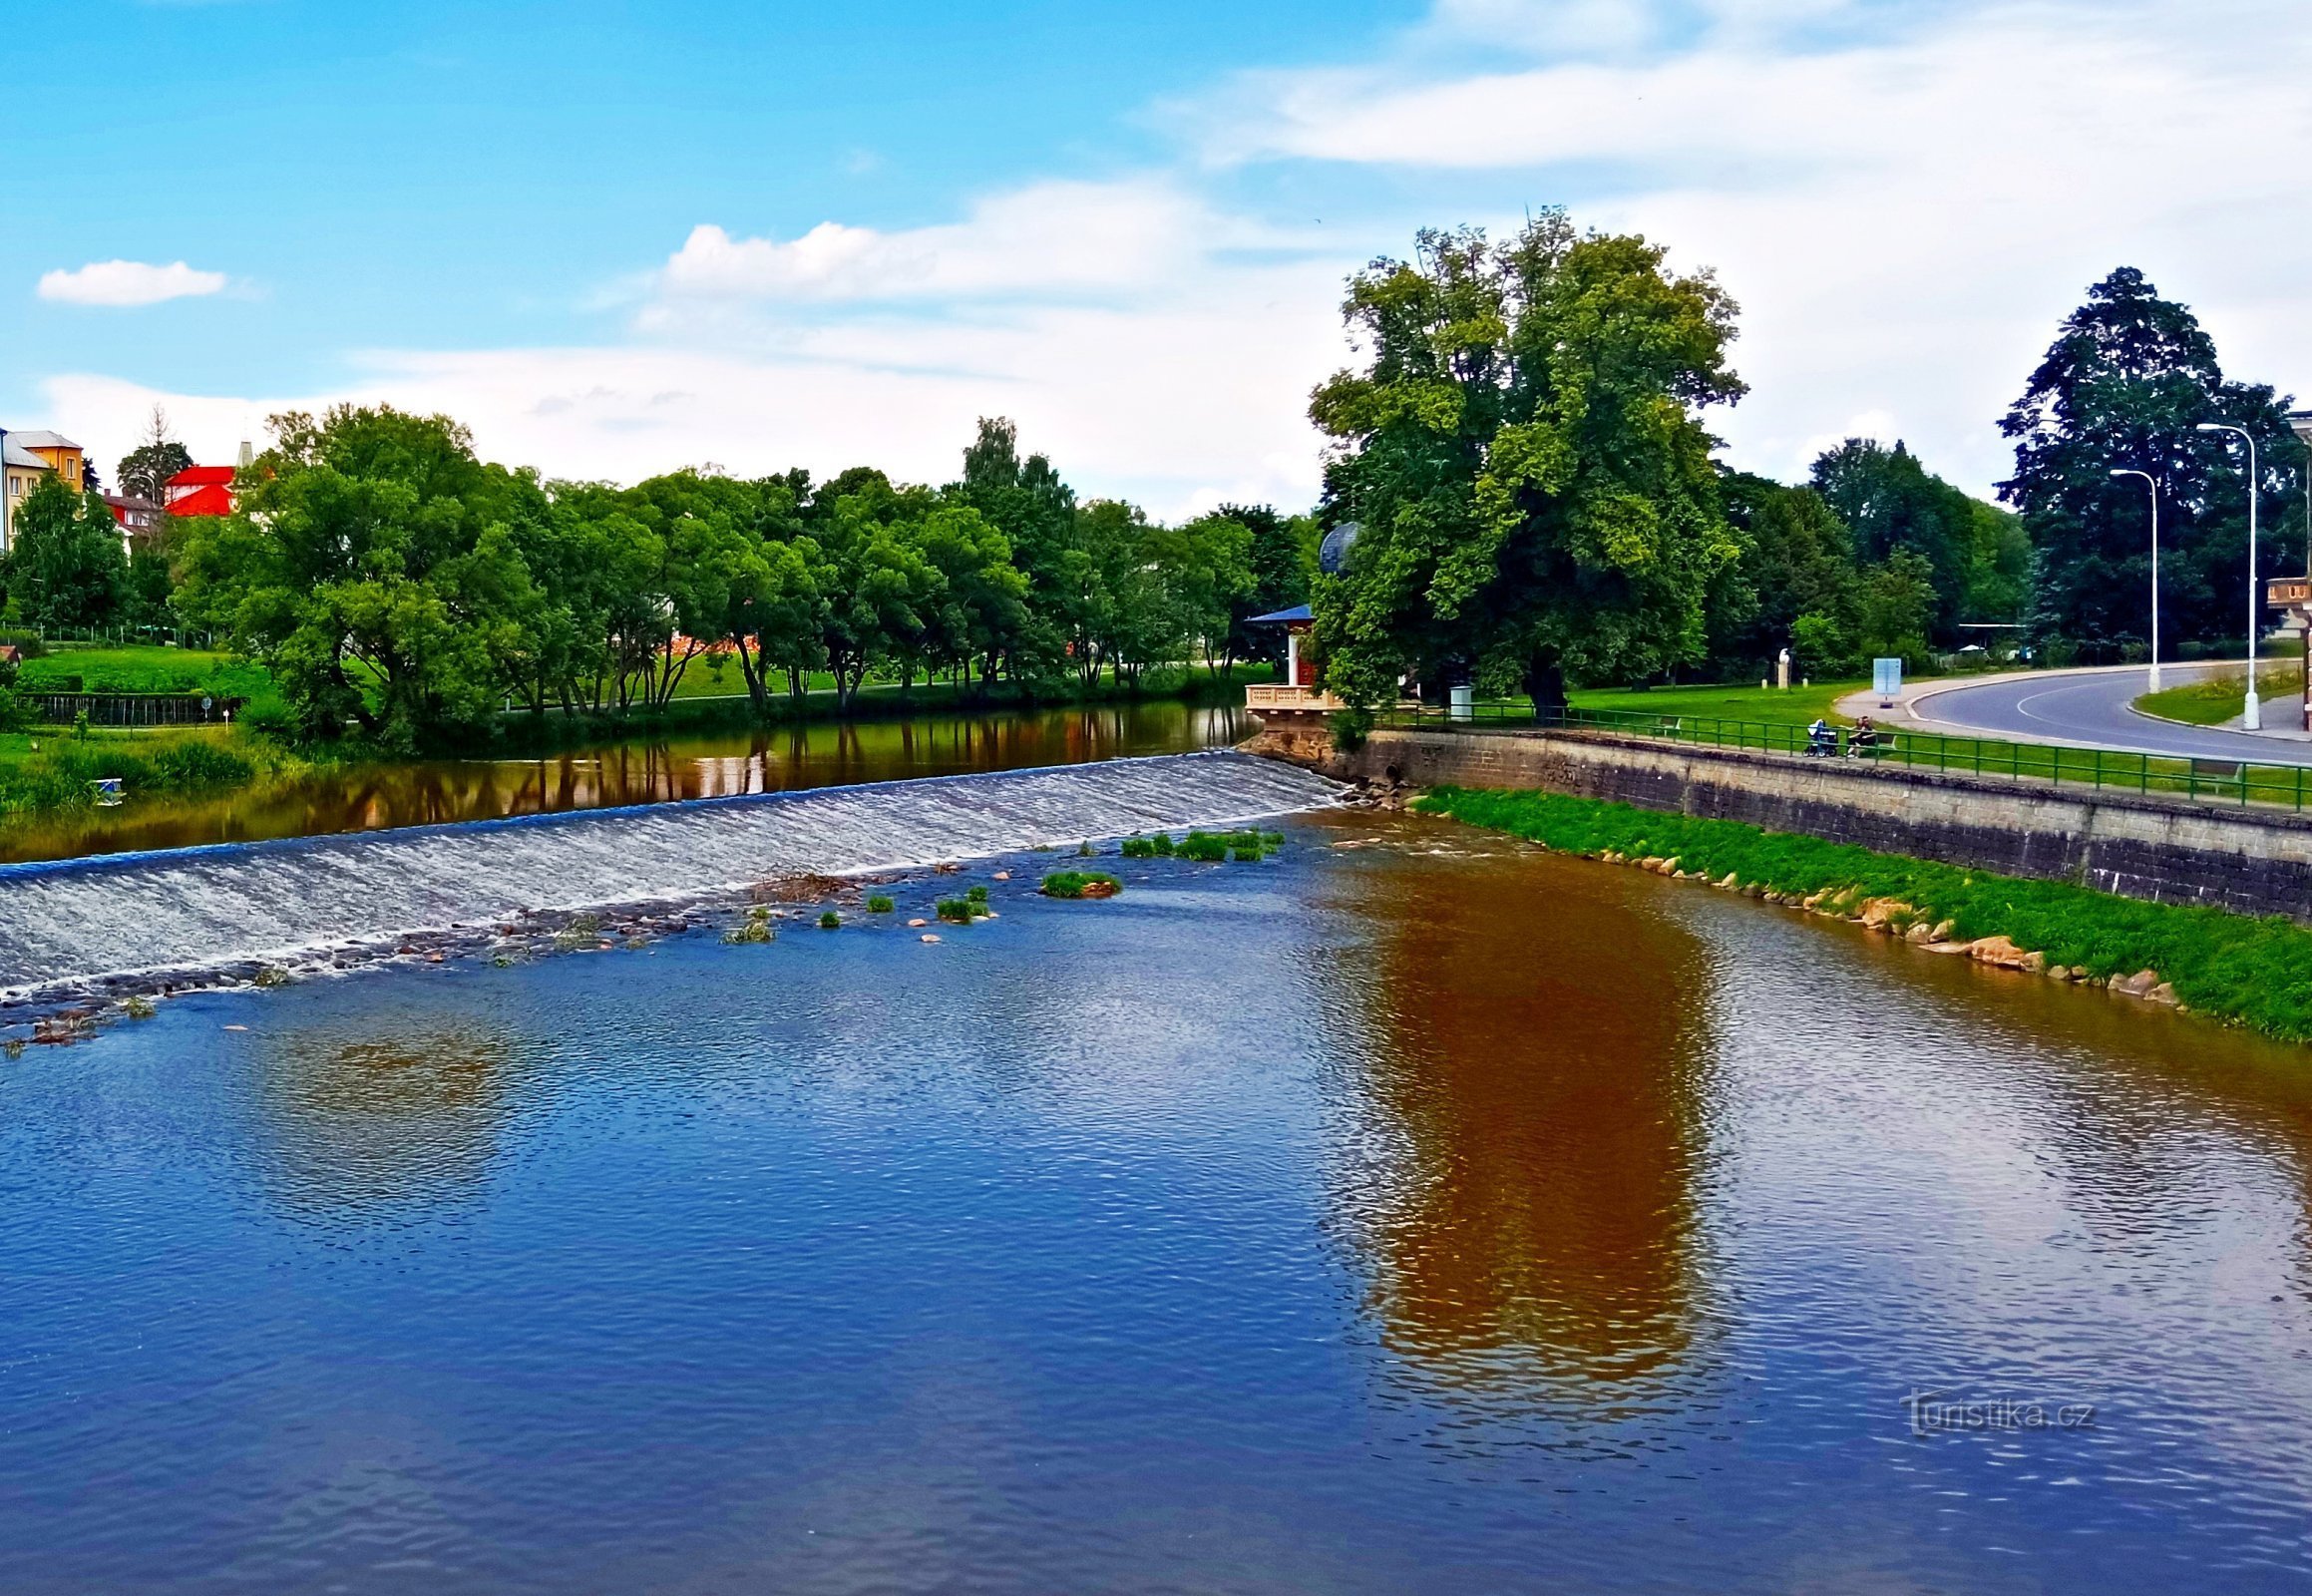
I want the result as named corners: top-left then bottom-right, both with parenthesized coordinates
top-left (0, 752), bottom-right (1339, 1003)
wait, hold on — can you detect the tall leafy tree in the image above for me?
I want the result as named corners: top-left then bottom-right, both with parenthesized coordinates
top-left (2001, 267), bottom-right (2302, 659)
top-left (1309, 214), bottom-right (1745, 728)
top-left (1808, 439), bottom-right (1983, 639)
top-left (176, 405), bottom-right (544, 746)
top-left (952, 417), bottom-right (1078, 680)
top-left (5, 477), bottom-right (131, 627)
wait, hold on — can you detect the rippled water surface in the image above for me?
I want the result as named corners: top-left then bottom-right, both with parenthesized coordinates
top-left (7, 807), bottom-right (2312, 1592)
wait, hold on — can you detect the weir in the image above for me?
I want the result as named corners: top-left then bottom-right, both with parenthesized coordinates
top-left (0, 752), bottom-right (1340, 1001)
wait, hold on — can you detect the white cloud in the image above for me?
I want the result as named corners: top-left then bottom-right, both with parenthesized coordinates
top-left (649, 179), bottom-right (1241, 311)
top-left (1183, 0), bottom-right (2312, 492)
top-left (38, 0), bottom-right (2312, 516)
top-left (41, 253), bottom-right (1349, 520)
top-left (37, 258), bottom-right (229, 307)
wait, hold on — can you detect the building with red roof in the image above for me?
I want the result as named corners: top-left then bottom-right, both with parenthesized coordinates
top-left (164, 464), bottom-right (237, 520)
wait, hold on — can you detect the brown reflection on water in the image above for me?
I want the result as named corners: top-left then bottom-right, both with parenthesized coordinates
top-left (0, 703), bottom-right (1247, 865)
top-left (1317, 824), bottom-right (1715, 1396)
top-left (250, 1025), bottom-right (519, 1219)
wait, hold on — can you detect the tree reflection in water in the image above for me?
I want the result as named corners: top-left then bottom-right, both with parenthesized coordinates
top-left (0, 703), bottom-right (1248, 866)
top-left (1317, 831), bottom-right (1718, 1422)
top-left (250, 1025), bottom-right (521, 1220)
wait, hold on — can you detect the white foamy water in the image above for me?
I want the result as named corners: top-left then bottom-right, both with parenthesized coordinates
top-left (0, 752), bottom-right (1339, 999)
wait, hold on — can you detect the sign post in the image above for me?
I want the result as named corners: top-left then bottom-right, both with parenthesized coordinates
top-left (1873, 657), bottom-right (1902, 709)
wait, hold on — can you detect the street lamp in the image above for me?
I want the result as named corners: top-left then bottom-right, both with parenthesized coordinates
top-left (2197, 422), bottom-right (2261, 730)
top-left (2111, 469), bottom-right (2161, 692)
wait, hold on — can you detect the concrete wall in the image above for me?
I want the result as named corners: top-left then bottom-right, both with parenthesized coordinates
top-left (1259, 723), bottom-right (2312, 921)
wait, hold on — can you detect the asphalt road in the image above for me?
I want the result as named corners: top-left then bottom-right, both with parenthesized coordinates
top-left (1910, 663), bottom-right (2312, 766)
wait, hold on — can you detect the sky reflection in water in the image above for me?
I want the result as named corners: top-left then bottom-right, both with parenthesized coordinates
top-left (5, 811), bottom-right (2312, 1592)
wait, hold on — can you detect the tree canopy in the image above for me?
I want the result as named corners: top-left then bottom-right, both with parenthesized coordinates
top-left (1308, 213), bottom-right (1746, 725)
top-left (4, 476), bottom-right (130, 628)
top-left (2001, 266), bottom-right (2303, 661)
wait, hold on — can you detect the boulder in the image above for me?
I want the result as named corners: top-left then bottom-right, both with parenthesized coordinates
top-left (1857, 898), bottom-right (1916, 932)
top-left (2145, 982), bottom-right (2180, 1006)
top-left (2111, 969), bottom-right (2161, 998)
top-left (1968, 936), bottom-right (2044, 972)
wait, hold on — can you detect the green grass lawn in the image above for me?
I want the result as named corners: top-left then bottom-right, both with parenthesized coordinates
top-left (2135, 662), bottom-right (2304, 726)
top-left (14, 645), bottom-right (276, 701)
top-left (1567, 678), bottom-right (1865, 729)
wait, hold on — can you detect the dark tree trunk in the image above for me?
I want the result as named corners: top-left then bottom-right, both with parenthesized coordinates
top-left (1524, 655), bottom-right (1568, 720)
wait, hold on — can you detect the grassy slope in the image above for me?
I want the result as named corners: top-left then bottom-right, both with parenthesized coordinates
top-left (1567, 679), bottom-right (1864, 729)
top-left (1418, 784), bottom-right (2312, 1045)
top-left (15, 646), bottom-right (275, 700)
top-left (2135, 662), bottom-right (2306, 726)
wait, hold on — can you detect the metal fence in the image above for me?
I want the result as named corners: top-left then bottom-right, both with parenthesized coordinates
top-left (1376, 700), bottom-right (2312, 813)
top-left (27, 692), bottom-right (246, 728)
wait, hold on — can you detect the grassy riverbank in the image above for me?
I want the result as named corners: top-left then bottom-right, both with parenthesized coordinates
top-left (1567, 678), bottom-right (1863, 729)
top-left (1417, 785), bottom-right (2312, 1044)
top-left (2135, 661), bottom-right (2304, 726)
top-left (0, 728), bottom-right (293, 820)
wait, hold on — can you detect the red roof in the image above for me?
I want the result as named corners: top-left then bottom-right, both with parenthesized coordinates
top-left (166, 484), bottom-right (235, 518)
top-left (168, 465), bottom-right (236, 490)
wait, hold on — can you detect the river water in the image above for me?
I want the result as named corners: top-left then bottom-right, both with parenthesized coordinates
top-left (0, 701), bottom-right (1249, 865)
top-left (5, 764), bottom-right (2312, 1591)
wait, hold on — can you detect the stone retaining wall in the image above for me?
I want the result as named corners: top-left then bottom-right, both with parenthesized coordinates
top-left (1256, 723), bottom-right (2312, 921)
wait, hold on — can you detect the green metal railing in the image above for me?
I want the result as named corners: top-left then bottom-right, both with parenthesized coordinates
top-left (1375, 700), bottom-right (2312, 813)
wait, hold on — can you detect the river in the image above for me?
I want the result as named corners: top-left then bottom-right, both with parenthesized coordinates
top-left (0, 700), bottom-right (1250, 865)
top-left (3, 759), bottom-right (2310, 1591)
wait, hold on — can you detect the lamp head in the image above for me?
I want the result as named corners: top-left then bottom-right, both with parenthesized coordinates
top-left (2195, 423), bottom-right (2227, 434)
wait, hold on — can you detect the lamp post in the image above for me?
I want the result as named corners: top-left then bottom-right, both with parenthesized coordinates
top-left (2111, 469), bottom-right (2161, 692)
top-left (2198, 422), bottom-right (2261, 730)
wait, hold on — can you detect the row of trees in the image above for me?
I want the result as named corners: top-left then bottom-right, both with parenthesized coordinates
top-left (1308, 217), bottom-right (2303, 724)
top-left (1, 477), bottom-right (174, 632)
top-left (169, 409), bottom-right (1310, 747)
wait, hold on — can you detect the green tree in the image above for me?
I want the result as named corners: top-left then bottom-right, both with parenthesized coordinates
top-left (1710, 471), bottom-right (1856, 674)
top-left (1309, 214), bottom-right (1745, 729)
top-left (951, 417), bottom-right (1078, 681)
top-left (1855, 548), bottom-right (1937, 665)
top-left (1807, 439), bottom-right (1983, 640)
top-left (1143, 511), bottom-right (1253, 676)
top-left (2001, 267), bottom-right (2301, 660)
top-left (5, 477), bottom-right (130, 627)
top-left (1218, 502), bottom-right (1310, 669)
top-left (117, 404), bottom-right (195, 505)
top-left (175, 405), bottom-right (544, 746)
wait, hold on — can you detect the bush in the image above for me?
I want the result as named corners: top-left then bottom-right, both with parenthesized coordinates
top-left (1040, 871), bottom-right (1120, 900)
top-left (937, 897), bottom-right (986, 924)
top-left (1120, 835), bottom-right (1158, 858)
top-left (819, 910), bottom-right (841, 930)
top-left (966, 884), bottom-right (989, 903)
top-left (867, 895), bottom-right (895, 914)
top-left (1177, 831), bottom-right (1230, 862)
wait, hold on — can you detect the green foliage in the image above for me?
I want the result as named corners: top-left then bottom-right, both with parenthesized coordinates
top-left (965, 884), bottom-right (989, 903)
top-left (1038, 871), bottom-right (1120, 899)
top-left (1120, 835), bottom-right (1158, 858)
top-left (1420, 784), bottom-right (2312, 1043)
top-left (936, 896), bottom-right (987, 923)
top-left (1310, 213), bottom-right (1746, 715)
top-left (1854, 547), bottom-right (1938, 668)
top-left (0, 733), bottom-right (259, 816)
top-left (867, 894), bottom-right (896, 913)
top-left (2002, 267), bottom-right (2304, 661)
top-left (5, 477), bottom-right (130, 627)
top-left (819, 910), bottom-right (842, 929)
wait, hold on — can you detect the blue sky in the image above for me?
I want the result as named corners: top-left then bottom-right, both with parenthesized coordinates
top-left (8, 0), bottom-right (2307, 514)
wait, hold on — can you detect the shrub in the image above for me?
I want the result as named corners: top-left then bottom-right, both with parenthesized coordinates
top-left (966, 884), bottom-right (989, 903)
top-left (819, 910), bottom-right (841, 930)
top-left (937, 898), bottom-right (977, 923)
top-left (1152, 832), bottom-right (1176, 856)
top-left (1177, 831), bottom-right (1230, 862)
top-left (1120, 835), bottom-right (1157, 859)
top-left (1040, 871), bottom-right (1120, 900)
top-left (867, 895), bottom-right (895, 914)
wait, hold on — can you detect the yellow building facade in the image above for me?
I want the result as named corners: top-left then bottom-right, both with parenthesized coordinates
top-left (0, 428), bottom-right (90, 550)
